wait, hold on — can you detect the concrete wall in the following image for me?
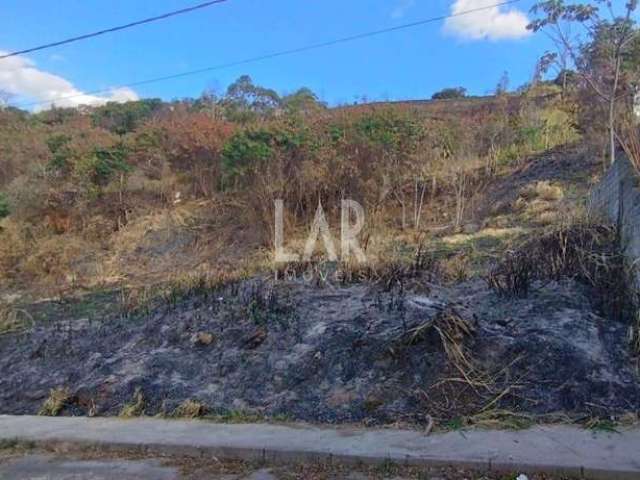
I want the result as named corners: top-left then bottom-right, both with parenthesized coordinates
top-left (589, 155), bottom-right (640, 276)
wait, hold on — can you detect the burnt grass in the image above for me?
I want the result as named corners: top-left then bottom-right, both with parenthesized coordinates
top-left (1, 271), bottom-right (639, 426)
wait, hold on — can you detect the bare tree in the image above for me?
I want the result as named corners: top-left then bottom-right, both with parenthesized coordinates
top-left (529, 0), bottom-right (639, 164)
top-left (0, 90), bottom-right (13, 108)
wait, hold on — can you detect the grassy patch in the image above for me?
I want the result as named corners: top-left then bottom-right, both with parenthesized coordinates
top-left (203, 410), bottom-right (290, 424)
top-left (487, 221), bottom-right (639, 321)
top-left (585, 417), bottom-right (620, 434)
top-left (38, 387), bottom-right (72, 416)
top-left (119, 387), bottom-right (146, 418)
top-left (0, 438), bottom-right (36, 453)
top-left (0, 305), bottom-right (33, 335)
top-left (435, 227), bottom-right (527, 274)
top-left (172, 400), bottom-right (208, 419)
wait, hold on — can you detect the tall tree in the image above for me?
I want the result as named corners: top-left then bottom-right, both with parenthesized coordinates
top-left (222, 75), bottom-right (281, 122)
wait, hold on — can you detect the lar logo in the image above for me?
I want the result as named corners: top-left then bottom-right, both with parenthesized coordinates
top-left (274, 199), bottom-right (366, 264)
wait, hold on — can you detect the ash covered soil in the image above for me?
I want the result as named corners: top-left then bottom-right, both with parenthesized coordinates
top-left (1, 275), bottom-right (639, 424)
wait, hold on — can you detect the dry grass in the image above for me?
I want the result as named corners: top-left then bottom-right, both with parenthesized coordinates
top-left (441, 227), bottom-right (525, 246)
top-left (0, 304), bottom-right (33, 335)
top-left (161, 269), bottom-right (247, 307)
top-left (118, 285), bottom-right (155, 318)
top-left (487, 221), bottom-right (638, 321)
top-left (513, 181), bottom-right (567, 227)
top-left (119, 387), bottom-right (146, 418)
top-left (486, 249), bottom-right (536, 298)
top-left (172, 400), bottom-right (208, 418)
top-left (618, 120), bottom-right (640, 174)
top-left (521, 180), bottom-right (565, 202)
top-left (18, 234), bottom-right (97, 291)
top-left (38, 387), bottom-right (71, 416)
top-left (408, 308), bottom-right (531, 422)
top-left (337, 242), bottom-right (437, 290)
top-left (0, 219), bottom-right (29, 283)
top-left (465, 409), bottom-right (535, 430)
top-left (438, 253), bottom-right (471, 283)
top-left (406, 307), bottom-right (481, 388)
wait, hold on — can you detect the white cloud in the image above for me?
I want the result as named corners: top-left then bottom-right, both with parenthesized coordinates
top-left (391, 0), bottom-right (416, 19)
top-left (444, 0), bottom-right (531, 41)
top-left (0, 51), bottom-right (138, 111)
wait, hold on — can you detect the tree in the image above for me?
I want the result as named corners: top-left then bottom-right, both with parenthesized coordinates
top-left (91, 98), bottom-right (164, 135)
top-left (529, 0), bottom-right (640, 164)
top-left (431, 87), bottom-right (467, 100)
top-left (282, 88), bottom-right (326, 114)
top-left (222, 75), bottom-right (281, 122)
top-left (553, 68), bottom-right (578, 90)
top-left (150, 111), bottom-right (235, 197)
top-left (0, 90), bottom-right (13, 108)
top-left (496, 71), bottom-right (510, 95)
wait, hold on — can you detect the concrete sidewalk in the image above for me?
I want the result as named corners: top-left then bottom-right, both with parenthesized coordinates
top-left (0, 416), bottom-right (638, 479)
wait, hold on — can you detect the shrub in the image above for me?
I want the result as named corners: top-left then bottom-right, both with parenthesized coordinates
top-left (173, 399), bottom-right (208, 418)
top-left (38, 387), bottom-right (71, 416)
top-left (84, 144), bottom-right (131, 188)
top-left (91, 98), bottom-right (164, 135)
top-left (432, 87), bottom-right (467, 100)
top-left (486, 250), bottom-right (536, 297)
top-left (119, 387), bottom-right (146, 417)
top-left (0, 192), bottom-right (9, 218)
top-left (488, 222), bottom-right (638, 322)
top-left (45, 133), bottom-right (73, 174)
top-left (149, 112), bottom-right (235, 197)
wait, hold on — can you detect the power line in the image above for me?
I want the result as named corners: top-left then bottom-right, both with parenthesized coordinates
top-left (0, 0), bottom-right (229, 60)
top-left (14, 0), bottom-right (523, 109)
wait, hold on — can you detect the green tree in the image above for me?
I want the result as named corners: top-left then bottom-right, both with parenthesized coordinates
top-left (46, 133), bottom-right (73, 175)
top-left (221, 125), bottom-right (308, 184)
top-left (222, 75), bottom-right (281, 122)
top-left (0, 192), bottom-right (9, 219)
top-left (431, 87), bottom-right (467, 100)
top-left (282, 88), bottom-right (326, 114)
top-left (91, 99), bottom-right (164, 135)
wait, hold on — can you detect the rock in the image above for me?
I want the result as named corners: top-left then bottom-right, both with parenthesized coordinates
top-left (242, 328), bottom-right (267, 349)
top-left (190, 332), bottom-right (215, 347)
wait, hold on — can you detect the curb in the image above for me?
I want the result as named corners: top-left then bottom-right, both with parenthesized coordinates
top-left (0, 416), bottom-right (638, 479)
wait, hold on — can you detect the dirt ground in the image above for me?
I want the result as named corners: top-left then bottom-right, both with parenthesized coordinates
top-left (1, 271), bottom-right (638, 427)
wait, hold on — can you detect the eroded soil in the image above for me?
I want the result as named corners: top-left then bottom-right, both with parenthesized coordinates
top-left (1, 274), bottom-right (638, 425)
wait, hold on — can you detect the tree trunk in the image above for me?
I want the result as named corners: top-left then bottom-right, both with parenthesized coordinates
top-left (609, 30), bottom-right (625, 165)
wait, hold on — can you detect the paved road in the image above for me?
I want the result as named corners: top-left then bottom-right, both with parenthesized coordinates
top-left (0, 454), bottom-right (179, 480)
top-left (0, 415), bottom-right (638, 479)
top-left (0, 455), bottom-right (283, 480)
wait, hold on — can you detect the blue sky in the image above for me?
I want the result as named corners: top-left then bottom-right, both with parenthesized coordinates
top-left (0, 0), bottom-right (614, 109)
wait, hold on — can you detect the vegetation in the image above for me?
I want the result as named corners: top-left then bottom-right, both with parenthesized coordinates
top-left (431, 87), bottom-right (467, 100)
top-left (172, 399), bottom-right (208, 418)
top-left (119, 387), bottom-right (146, 418)
top-left (488, 222), bottom-right (637, 322)
top-left (0, 192), bottom-right (9, 218)
top-left (38, 387), bottom-right (71, 416)
top-left (0, 73), bottom-right (584, 295)
top-left (529, 0), bottom-right (640, 164)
